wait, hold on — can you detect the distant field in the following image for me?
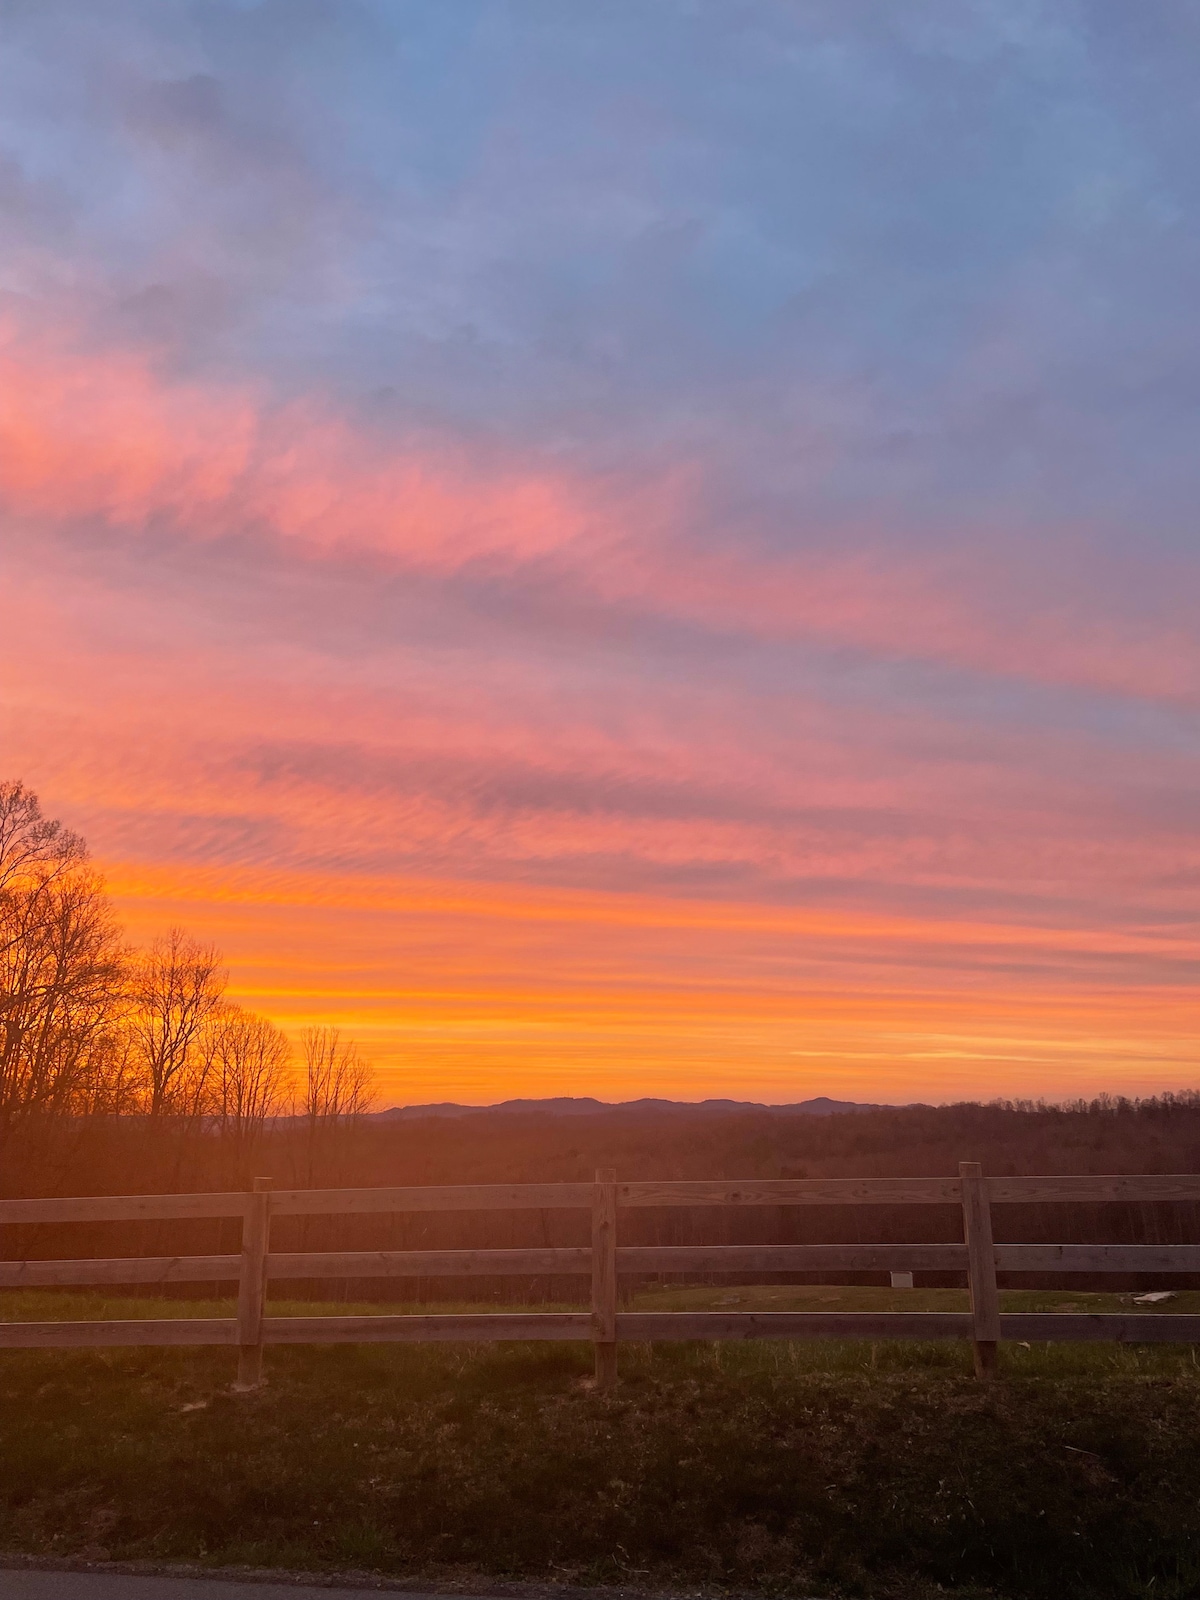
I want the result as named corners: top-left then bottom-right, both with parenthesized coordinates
top-left (3, 1288), bottom-right (1200, 1599)
top-left (4, 1279), bottom-right (1200, 1325)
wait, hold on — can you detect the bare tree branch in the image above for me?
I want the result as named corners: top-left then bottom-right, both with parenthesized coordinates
top-left (126, 929), bottom-right (226, 1118)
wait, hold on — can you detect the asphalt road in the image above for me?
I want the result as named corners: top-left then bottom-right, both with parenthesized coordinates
top-left (0, 1573), bottom-right (477, 1600)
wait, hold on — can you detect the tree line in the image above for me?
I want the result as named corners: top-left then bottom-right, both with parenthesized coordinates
top-left (0, 780), bottom-right (376, 1169)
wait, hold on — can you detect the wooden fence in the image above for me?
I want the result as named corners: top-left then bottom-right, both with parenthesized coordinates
top-left (3, 1163), bottom-right (1200, 1386)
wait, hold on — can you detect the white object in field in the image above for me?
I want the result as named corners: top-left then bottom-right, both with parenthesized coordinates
top-left (889, 1270), bottom-right (915, 1289)
top-left (1133, 1290), bottom-right (1176, 1305)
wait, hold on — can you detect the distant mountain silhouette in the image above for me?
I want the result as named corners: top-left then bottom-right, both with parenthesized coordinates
top-left (371, 1095), bottom-right (894, 1120)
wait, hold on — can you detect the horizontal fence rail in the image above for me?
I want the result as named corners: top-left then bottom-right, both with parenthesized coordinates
top-left (2, 1166), bottom-right (1200, 1384)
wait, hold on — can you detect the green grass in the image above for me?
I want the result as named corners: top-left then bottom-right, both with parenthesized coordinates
top-left (3, 1289), bottom-right (1200, 1598)
top-left (3, 1279), bottom-right (1198, 1324)
top-left (631, 1281), bottom-right (1200, 1317)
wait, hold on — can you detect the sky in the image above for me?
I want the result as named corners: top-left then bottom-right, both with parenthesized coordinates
top-left (1, 0), bottom-right (1198, 1106)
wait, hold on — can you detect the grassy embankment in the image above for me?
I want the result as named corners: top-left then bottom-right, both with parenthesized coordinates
top-left (3, 1285), bottom-right (1200, 1600)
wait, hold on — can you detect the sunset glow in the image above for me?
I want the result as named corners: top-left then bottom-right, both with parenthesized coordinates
top-left (2, 4), bottom-right (1197, 1104)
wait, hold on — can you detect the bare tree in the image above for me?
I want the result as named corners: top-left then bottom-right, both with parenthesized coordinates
top-left (0, 785), bottom-right (127, 1146)
top-left (0, 780), bottom-right (85, 897)
top-left (300, 1026), bottom-right (375, 1126)
top-left (1, 784), bottom-right (381, 1196)
top-left (68, 1022), bottom-right (142, 1119)
top-left (297, 1026), bottom-right (375, 1183)
top-left (208, 1003), bottom-right (291, 1159)
top-left (127, 929), bottom-right (225, 1118)
top-left (0, 869), bottom-right (128, 1140)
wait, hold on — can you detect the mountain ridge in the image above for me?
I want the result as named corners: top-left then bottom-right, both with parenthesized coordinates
top-left (370, 1095), bottom-right (900, 1120)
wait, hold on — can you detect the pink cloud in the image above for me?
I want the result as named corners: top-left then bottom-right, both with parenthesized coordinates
top-left (0, 314), bottom-right (617, 567)
top-left (3, 312), bottom-right (1197, 711)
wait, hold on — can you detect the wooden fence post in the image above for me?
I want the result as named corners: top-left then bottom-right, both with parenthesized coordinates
top-left (592, 1167), bottom-right (617, 1388)
top-left (959, 1161), bottom-right (1000, 1378)
top-left (235, 1177), bottom-right (272, 1390)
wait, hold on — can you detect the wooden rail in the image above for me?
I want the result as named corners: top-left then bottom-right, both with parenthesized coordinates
top-left (2, 1164), bottom-right (1199, 1384)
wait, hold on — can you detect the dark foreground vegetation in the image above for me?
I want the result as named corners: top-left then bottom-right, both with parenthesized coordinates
top-left (2, 1318), bottom-right (1200, 1600)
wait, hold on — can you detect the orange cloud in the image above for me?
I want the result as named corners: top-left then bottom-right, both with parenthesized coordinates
top-left (96, 859), bottom-right (1200, 1106)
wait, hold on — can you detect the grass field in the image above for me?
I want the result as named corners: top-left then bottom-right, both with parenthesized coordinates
top-left (3, 1286), bottom-right (1200, 1600)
